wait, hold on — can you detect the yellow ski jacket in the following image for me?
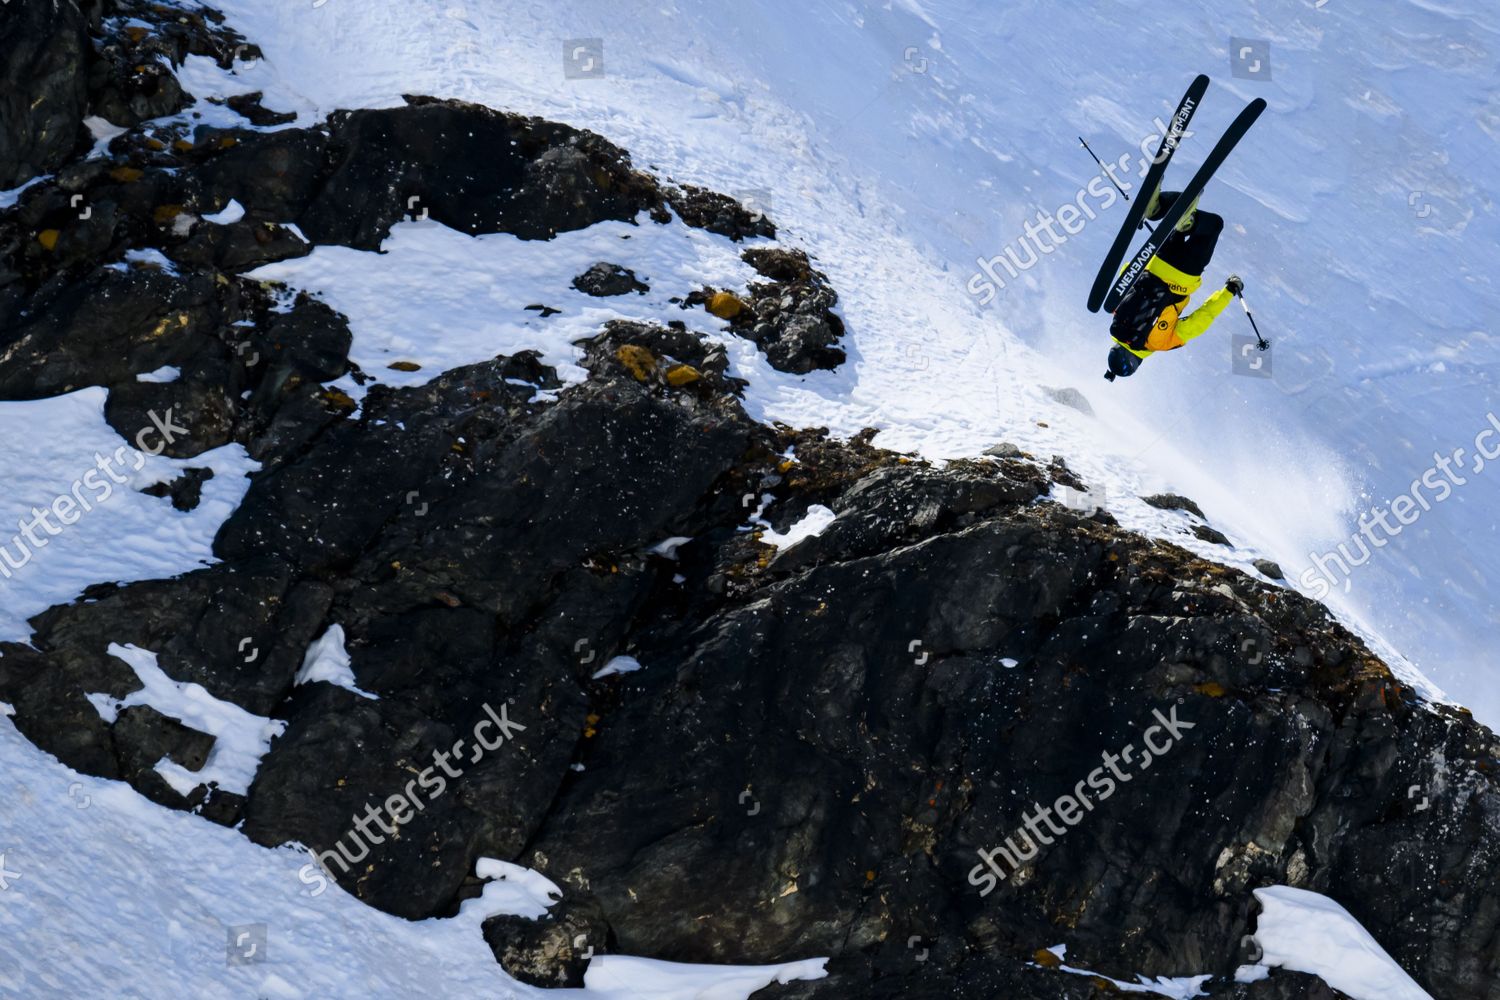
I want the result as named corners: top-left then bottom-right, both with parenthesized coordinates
top-left (1112, 256), bottom-right (1233, 359)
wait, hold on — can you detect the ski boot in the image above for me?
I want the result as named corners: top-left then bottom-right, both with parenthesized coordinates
top-left (1145, 189), bottom-right (1199, 232)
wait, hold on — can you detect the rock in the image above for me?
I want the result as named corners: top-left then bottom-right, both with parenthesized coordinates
top-left (225, 91), bottom-right (298, 127)
top-left (741, 247), bottom-right (812, 283)
top-left (481, 894), bottom-right (609, 987)
top-left (984, 442), bottom-right (1022, 458)
top-left (81, 0), bottom-right (252, 135)
top-left (291, 100), bottom-right (666, 249)
top-left (615, 344), bottom-right (657, 382)
top-left (0, 266), bottom-right (224, 400)
top-left (691, 248), bottom-right (846, 374)
top-left (1238, 973), bottom-right (1358, 998)
top-left (1042, 385), bottom-right (1094, 416)
top-left (665, 184), bottom-right (775, 241)
top-left (111, 704), bottom-right (215, 807)
top-left (1047, 455), bottom-right (1087, 491)
top-left (1192, 523), bottom-right (1232, 546)
top-left (1254, 559), bottom-right (1286, 581)
top-left (706, 290), bottom-right (747, 319)
top-left (572, 262), bottom-right (648, 296)
top-left (579, 321), bottom-right (742, 397)
top-left (1144, 493), bottom-right (1208, 520)
top-left (88, 40), bottom-right (190, 127)
top-left (140, 467), bottom-right (215, 511)
top-left (0, 0), bottom-right (91, 188)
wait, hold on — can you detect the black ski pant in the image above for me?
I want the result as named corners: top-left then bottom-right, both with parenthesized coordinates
top-left (1155, 211), bottom-right (1223, 278)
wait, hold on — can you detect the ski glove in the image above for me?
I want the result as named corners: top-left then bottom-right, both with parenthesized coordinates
top-left (1225, 275), bottom-right (1244, 296)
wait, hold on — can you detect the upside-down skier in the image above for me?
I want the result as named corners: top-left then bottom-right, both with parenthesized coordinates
top-left (1103, 185), bottom-right (1243, 381)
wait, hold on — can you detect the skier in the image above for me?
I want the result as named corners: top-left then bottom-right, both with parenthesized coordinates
top-left (1104, 188), bottom-right (1243, 381)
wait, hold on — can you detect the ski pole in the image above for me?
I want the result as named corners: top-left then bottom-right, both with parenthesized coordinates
top-left (1079, 137), bottom-right (1153, 233)
top-left (1079, 137), bottom-right (1131, 202)
top-left (1235, 291), bottom-right (1270, 350)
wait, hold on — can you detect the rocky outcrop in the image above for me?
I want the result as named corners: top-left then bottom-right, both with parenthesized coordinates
top-left (1, 10), bottom-right (1495, 1000)
top-left (0, 0), bottom-right (94, 189)
top-left (572, 262), bottom-right (649, 296)
top-left (0, 0), bottom-right (255, 190)
top-left (689, 247), bottom-right (847, 374)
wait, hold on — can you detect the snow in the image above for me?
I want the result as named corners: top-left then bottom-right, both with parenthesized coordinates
top-left (1042, 944), bottom-right (1211, 998)
top-left (83, 114), bottom-right (129, 158)
top-left (295, 625), bottom-right (378, 700)
top-left (466, 858), bottom-right (562, 920)
top-left (203, 198), bottom-right (246, 224)
top-left (88, 643), bottom-right (285, 797)
top-left (580, 956), bottom-right (828, 1000)
top-left (1234, 964), bottom-right (1271, 983)
top-left (592, 656), bottom-right (644, 680)
top-left (760, 505), bottom-right (839, 550)
top-left (136, 365), bottom-right (182, 383)
top-left (116, 247), bottom-right (180, 273)
top-left (1250, 886), bottom-right (1434, 1000)
top-left (0, 174), bottom-right (47, 209)
top-left (247, 214), bottom-right (762, 396)
top-left (0, 388), bottom-right (258, 643)
top-left (650, 536), bottom-right (694, 559)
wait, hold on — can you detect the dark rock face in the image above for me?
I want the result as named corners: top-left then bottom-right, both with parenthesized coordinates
top-left (0, 0), bottom-right (93, 188)
top-left (0, 0), bottom-right (255, 190)
top-left (5, 310), bottom-right (1496, 995)
top-left (281, 100), bottom-right (669, 249)
top-left (572, 261), bottom-right (649, 296)
top-left (1, 11), bottom-right (1495, 1000)
top-left (759, 957), bottom-right (1353, 999)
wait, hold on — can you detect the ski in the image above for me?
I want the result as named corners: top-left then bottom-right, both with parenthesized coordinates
top-left (1085, 74), bottom-right (1209, 314)
top-left (1101, 96), bottom-right (1268, 314)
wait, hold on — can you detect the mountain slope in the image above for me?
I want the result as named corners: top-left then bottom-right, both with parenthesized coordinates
top-left (1, 2), bottom-right (1496, 999)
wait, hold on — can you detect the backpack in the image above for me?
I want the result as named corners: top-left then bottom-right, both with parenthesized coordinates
top-left (1109, 274), bottom-right (1181, 352)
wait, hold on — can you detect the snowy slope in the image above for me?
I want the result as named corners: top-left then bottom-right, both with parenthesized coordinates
top-left (0, 1), bottom-right (1490, 996)
top-left (177, 0), bottom-right (1496, 722)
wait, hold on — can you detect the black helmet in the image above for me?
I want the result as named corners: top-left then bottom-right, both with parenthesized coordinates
top-left (1106, 345), bottom-right (1142, 379)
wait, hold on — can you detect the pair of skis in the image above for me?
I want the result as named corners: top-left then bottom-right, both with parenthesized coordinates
top-left (1085, 77), bottom-right (1266, 314)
